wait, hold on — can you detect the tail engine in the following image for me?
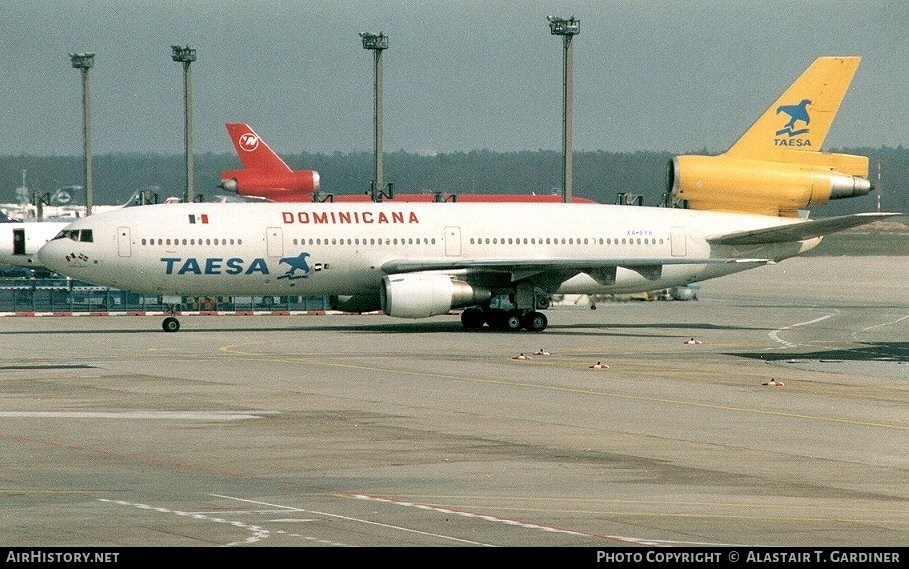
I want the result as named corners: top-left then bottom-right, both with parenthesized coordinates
top-left (668, 153), bottom-right (872, 217)
top-left (218, 170), bottom-right (320, 202)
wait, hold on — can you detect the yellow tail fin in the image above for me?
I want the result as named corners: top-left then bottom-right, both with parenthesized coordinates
top-left (726, 56), bottom-right (860, 166)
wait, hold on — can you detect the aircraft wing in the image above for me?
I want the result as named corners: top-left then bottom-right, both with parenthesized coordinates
top-left (381, 256), bottom-right (768, 279)
top-left (381, 256), bottom-right (770, 292)
top-left (708, 212), bottom-right (902, 246)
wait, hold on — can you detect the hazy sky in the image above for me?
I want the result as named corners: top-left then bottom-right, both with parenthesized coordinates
top-left (2, 0), bottom-right (906, 157)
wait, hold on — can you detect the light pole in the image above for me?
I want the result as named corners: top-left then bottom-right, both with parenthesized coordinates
top-left (360, 32), bottom-right (392, 201)
top-left (70, 52), bottom-right (95, 215)
top-left (171, 45), bottom-right (196, 203)
top-left (547, 16), bottom-right (579, 203)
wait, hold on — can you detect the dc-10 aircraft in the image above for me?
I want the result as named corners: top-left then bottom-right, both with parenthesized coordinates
top-left (37, 200), bottom-right (898, 332)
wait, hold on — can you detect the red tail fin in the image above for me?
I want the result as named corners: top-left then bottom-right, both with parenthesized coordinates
top-left (225, 123), bottom-right (293, 173)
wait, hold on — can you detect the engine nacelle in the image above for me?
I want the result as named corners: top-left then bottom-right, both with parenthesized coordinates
top-left (218, 170), bottom-right (320, 202)
top-left (218, 178), bottom-right (239, 192)
top-left (669, 154), bottom-right (872, 217)
top-left (381, 273), bottom-right (492, 318)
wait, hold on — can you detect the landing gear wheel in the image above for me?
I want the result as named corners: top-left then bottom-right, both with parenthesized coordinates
top-left (162, 316), bottom-right (180, 332)
top-left (485, 308), bottom-right (507, 329)
top-left (461, 307), bottom-right (485, 330)
top-left (522, 311), bottom-right (548, 332)
top-left (502, 310), bottom-right (523, 331)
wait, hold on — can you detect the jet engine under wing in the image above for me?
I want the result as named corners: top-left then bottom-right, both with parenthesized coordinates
top-left (708, 212), bottom-right (902, 246)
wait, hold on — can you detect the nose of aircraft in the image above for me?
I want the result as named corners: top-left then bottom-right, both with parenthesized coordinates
top-left (36, 238), bottom-right (65, 273)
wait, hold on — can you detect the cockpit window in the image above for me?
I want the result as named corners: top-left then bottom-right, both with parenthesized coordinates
top-left (53, 229), bottom-right (93, 242)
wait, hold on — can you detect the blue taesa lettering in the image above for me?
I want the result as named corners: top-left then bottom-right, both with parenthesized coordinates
top-left (161, 257), bottom-right (270, 275)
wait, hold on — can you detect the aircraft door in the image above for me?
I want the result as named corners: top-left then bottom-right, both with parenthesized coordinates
top-left (670, 226), bottom-right (687, 257)
top-left (444, 226), bottom-right (461, 256)
top-left (117, 226), bottom-right (131, 257)
top-left (13, 229), bottom-right (25, 255)
top-left (267, 227), bottom-right (284, 257)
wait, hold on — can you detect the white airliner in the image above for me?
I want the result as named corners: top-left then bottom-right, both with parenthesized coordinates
top-left (0, 221), bottom-right (71, 269)
top-left (36, 201), bottom-right (897, 331)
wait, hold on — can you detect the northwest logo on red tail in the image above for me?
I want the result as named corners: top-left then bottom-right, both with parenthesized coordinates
top-left (237, 132), bottom-right (260, 152)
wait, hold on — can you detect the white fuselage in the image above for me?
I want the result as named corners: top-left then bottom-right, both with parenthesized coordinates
top-left (36, 201), bottom-right (817, 300)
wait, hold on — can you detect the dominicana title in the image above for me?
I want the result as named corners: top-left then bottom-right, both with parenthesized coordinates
top-left (282, 210), bottom-right (420, 224)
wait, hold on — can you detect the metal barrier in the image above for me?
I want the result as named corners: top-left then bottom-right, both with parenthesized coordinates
top-left (0, 277), bottom-right (331, 313)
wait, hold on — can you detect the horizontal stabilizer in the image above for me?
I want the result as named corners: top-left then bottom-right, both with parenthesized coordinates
top-left (709, 212), bottom-right (903, 246)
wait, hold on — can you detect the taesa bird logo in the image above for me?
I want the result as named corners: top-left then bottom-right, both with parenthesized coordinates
top-left (278, 252), bottom-right (311, 279)
top-left (775, 99), bottom-right (811, 136)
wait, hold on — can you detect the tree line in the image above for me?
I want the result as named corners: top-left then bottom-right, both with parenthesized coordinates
top-left (1, 147), bottom-right (905, 216)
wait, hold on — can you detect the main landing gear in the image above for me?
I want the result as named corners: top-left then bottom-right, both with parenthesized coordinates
top-left (460, 307), bottom-right (548, 332)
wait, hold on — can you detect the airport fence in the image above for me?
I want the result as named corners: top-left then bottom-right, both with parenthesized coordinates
top-left (0, 277), bottom-right (332, 313)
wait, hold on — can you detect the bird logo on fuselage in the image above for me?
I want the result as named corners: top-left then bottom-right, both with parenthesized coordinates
top-left (278, 252), bottom-right (311, 279)
top-left (775, 99), bottom-right (811, 137)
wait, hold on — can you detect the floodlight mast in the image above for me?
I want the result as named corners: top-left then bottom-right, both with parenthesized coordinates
top-left (360, 32), bottom-right (392, 201)
top-left (547, 16), bottom-right (579, 203)
top-left (171, 45), bottom-right (197, 203)
top-left (70, 52), bottom-right (95, 215)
